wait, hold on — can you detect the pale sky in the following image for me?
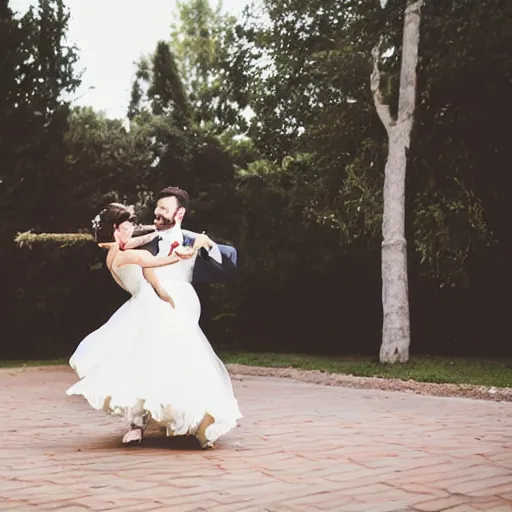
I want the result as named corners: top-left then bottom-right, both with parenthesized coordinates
top-left (11, 0), bottom-right (250, 120)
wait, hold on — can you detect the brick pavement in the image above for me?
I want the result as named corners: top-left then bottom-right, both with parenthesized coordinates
top-left (0, 366), bottom-right (511, 511)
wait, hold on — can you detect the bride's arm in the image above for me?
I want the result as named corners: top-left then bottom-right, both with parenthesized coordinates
top-left (123, 230), bottom-right (158, 250)
top-left (120, 248), bottom-right (193, 268)
top-left (143, 268), bottom-right (175, 308)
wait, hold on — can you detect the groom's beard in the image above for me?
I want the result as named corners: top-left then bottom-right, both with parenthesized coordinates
top-left (154, 214), bottom-right (176, 231)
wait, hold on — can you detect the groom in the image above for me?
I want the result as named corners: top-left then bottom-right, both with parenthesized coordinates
top-left (141, 186), bottom-right (237, 284)
top-left (121, 186), bottom-right (237, 443)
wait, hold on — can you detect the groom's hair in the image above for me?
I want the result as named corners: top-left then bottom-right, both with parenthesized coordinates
top-left (157, 187), bottom-right (189, 209)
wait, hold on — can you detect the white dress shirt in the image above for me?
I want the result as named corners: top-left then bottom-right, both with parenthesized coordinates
top-left (157, 226), bottom-right (222, 264)
top-left (156, 226), bottom-right (183, 257)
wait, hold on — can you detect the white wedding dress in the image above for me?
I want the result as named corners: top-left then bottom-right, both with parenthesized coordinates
top-left (67, 254), bottom-right (242, 444)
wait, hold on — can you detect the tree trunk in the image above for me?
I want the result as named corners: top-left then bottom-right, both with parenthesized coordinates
top-left (371, 0), bottom-right (424, 363)
top-left (380, 127), bottom-right (410, 363)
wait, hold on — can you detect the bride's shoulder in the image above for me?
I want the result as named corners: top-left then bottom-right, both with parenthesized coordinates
top-left (109, 250), bottom-right (133, 272)
top-left (105, 249), bottom-right (117, 270)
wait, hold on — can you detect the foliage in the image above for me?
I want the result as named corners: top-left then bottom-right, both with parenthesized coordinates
top-left (231, 0), bottom-right (511, 287)
top-left (15, 232), bottom-right (95, 248)
top-left (0, 0), bottom-right (81, 236)
top-left (61, 106), bottom-right (156, 228)
top-left (129, 0), bottom-right (245, 134)
top-left (4, 0), bottom-right (512, 360)
top-left (1, 0), bottom-right (85, 357)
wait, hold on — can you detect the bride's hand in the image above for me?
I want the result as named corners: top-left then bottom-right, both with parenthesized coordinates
top-left (156, 288), bottom-right (175, 308)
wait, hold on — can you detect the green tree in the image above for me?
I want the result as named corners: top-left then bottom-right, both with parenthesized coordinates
top-left (125, 0), bottom-right (247, 240)
top-left (222, 0), bottom-right (512, 356)
top-left (60, 106), bottom-right (156, 229)
top-left (0, 0), bottom-right (81, 235)
top-left (231, 0), bottom-right (507, 286)
top-left (129, 0), bottom-right (245, 134)
top-left (0, 0), bottom-right (83, 354)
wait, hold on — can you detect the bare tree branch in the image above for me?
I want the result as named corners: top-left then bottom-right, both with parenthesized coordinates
top-left (397, 0), bottom-right (425, 129)
top-left (370, 36), bottom-right (395, 133)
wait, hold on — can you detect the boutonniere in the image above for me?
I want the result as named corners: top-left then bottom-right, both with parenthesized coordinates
top-left (168, 241), bottom-right (180, 256)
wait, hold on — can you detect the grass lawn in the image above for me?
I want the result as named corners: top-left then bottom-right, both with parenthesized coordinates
top-left (2, 353), bottom-right (511, 388)
top-left (225, 353), bottom-right (512, 388)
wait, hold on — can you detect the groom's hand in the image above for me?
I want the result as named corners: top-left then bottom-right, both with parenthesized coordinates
top-left (193, 233), bottom-right (213, 251)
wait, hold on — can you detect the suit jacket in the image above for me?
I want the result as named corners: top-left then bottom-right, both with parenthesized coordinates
top-left (139, 230), bottom-right (237, 284)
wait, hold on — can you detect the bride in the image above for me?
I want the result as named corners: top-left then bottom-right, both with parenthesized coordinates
top-left (67, 203), bottom-right (242, 448)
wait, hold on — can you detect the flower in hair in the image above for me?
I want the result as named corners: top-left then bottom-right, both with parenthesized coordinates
top-left (91, 214), bottom-right (101, 232)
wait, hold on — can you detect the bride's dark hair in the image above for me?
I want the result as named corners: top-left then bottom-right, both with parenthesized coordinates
top-left (92, 203), bottom-right (136, 243)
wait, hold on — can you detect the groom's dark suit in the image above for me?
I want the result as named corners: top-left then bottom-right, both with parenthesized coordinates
top-left (140, 229), bottom-right (237, 284)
